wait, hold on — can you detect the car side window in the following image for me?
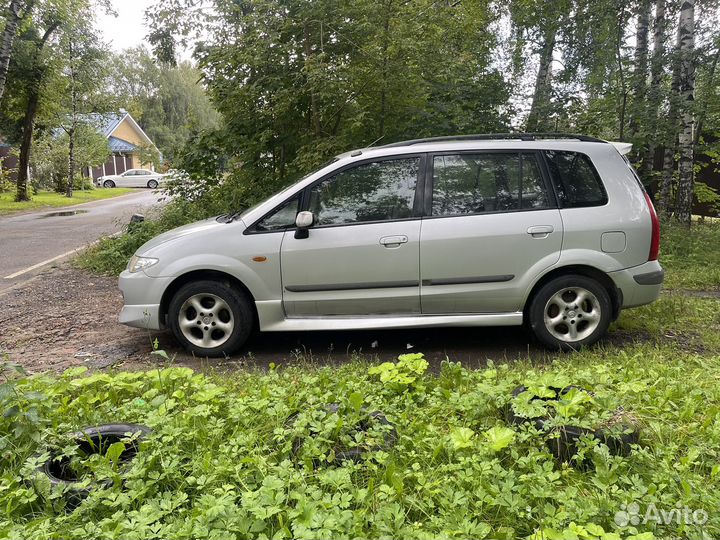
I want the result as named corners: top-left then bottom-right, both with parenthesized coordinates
top-left (308, 157), bottom-right (419, 226)
top-left (431, 153), bottom-right (549, 216)
top-left (544, 150), bottom-right (608, 208)
top-left (254, 197), bottom-right (300, 232)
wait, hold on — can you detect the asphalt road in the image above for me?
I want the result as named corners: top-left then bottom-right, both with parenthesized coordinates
top-left (0, 190), bottom-right (163, 292)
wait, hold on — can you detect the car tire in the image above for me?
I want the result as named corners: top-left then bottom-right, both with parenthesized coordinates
top-left (168, 280), bottom-right (253, 357)
top-left (147, 179), bottom-right (158, 189)
top-left (287, 404), bottom-right (398, 463)
top-left (39, 423), bottom-right (151, 507)
top-left (103, 180), bottom-right (115, 188)
top-left (528, 275), bottom-right (611, 351)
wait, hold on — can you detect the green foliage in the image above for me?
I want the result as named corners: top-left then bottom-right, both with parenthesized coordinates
top-left (368, 353), bottom-right (429, 392)
top-left (483, 426), bottom-right (516, 452)
top-left (147, 0), bottom-right (509, 196)
top-left (693, 181), bottom-right (720, 215)
top-left (2, 347), bottom-right (720, 538)
top-left (107, 48), bottom-right (221, 163)
top-left (30, 124), bottom-right (108, 192)
top-left (659, 221), bottom-right (720, 290)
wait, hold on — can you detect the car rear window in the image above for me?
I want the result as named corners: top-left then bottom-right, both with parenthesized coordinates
top-left (544, 150), bottom-right (608, 208)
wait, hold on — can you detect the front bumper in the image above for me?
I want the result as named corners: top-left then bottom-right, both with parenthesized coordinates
top-left (118, 270), bottom-right (174, 330)
top-left (119, 304), bottom-right (163, 330)
top-left (608, 260), bottom-right (664, 308)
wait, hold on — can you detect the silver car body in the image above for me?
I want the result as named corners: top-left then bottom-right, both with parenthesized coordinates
top-left (119, 139), bottom-right (663, 333)
top-left (97, 169), bottom-right (166, 188)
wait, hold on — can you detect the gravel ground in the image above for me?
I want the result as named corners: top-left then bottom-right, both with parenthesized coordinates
top-left (0, 262), bottom-right (572, 374)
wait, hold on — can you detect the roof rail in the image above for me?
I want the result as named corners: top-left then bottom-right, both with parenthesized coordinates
top-left (381, 133), bottom-right (606, 148)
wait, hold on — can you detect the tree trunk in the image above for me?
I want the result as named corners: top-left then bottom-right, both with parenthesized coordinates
top-left (303, 23), bottom-right (321, 137)
top-left (614, 9), bottom-right (629, 141)
top-left (658, 33), bottom-right (682, 217)
top-left (639, 0), bottom-right (667, 182)
top-left (66, 39), bottom-right (76, 197)
top-left (674, 0), bottom-right (695, 226)
top-left (628, 0), bottom-right (651, 140)
top-left (0, 0), bottom-right (29, 101)
top-left (526, 24), bottom-right (556, 132)
top-left (694, 39), bottom-right (720, 146)
top-left (378, 1), bottom-right (391, 140)
top-left (16, 73), bottom-right (42, 201)
top-left (15, 21), bottom-right (59, 202)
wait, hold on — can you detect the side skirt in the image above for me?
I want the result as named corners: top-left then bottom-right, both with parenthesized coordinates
top-left (255, 300), bottom-right (523, 332)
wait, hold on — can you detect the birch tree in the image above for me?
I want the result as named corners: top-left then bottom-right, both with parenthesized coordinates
top-left (0, 0), bottom-right (33, 101)
top-left (639, 0), bottom-right (667, 181)
top-left (674, 0), bottom-right (696, 225)
top-left (628, 0), bottom-right (652, 141)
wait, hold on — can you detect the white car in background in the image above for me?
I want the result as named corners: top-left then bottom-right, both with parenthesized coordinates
top-left (97, 169), bottom-right (167, 189)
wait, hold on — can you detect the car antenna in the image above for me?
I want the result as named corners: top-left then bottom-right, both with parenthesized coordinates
top-left (367, 135), bottom-right (385, 147)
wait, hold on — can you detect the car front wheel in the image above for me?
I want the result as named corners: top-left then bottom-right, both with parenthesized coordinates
top-left (528, 275), bottom-right (611, 351)
top-left (147, 179), bottom-right (158, 189)
top-left (103, 180), bottom-right (115, 188)
top-left (168, 280), bottom-right (253, 357)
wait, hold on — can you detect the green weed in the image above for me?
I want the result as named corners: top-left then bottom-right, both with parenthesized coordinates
top-left (1, 348), bottom-right (719, 539)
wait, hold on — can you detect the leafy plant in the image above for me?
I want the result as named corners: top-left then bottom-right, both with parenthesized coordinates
top-left (368, 353), bottom-right (429, 392)
top-left (1, 347), bottom-right (719, 539)
top-left (483, 426), bottom-right (515, 452)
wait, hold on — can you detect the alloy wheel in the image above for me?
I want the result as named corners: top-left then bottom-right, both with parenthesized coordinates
top-left (177, 293), bottom-right (234, 348)
top-left (543, 287), bottom-right (602, 342)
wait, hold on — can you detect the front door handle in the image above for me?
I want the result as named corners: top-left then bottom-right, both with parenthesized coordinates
top-left (379, 235), bottom-right (408, 247)
top-left (527, 225), bottom-right (554, 238)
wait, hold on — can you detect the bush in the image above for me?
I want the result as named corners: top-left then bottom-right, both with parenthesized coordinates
top-left (1, 348), bottom-right (720, 538)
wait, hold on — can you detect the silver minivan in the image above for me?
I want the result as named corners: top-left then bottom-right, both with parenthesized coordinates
top-left (119, 134), bottom-right (663, 355)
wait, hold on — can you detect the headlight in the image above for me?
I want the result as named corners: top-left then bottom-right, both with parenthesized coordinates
top-left (128, 255), bottom-right (159, 273)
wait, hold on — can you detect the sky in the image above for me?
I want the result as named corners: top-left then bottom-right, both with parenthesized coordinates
top-left (95, 0), bottom-right (152, 53)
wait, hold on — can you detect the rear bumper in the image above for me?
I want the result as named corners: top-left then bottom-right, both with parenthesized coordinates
top-left (608, 260), bottom-right (664, 308)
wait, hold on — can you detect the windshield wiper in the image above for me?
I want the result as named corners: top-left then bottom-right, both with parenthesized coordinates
top-left (216, 207), bottom-right (247, 223)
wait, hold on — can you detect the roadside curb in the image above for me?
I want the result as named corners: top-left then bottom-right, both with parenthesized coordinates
top-left (0, 190), bottom-right (156, 220)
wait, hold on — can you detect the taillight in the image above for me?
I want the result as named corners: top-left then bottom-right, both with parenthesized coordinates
top-left (644, 192), bottom-right (660, 261)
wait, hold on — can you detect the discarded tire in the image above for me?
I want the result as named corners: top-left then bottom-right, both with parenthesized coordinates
top-left (505, 386), bottom-right (640, 465)
top-left (546, 420), bottom-right (640, 465)
top-left (40, 423), bottom-right (151, 507)
top-left (504, 385), bottom-right (587, 429)
top-left (288, 403), bottom-right (397, 463)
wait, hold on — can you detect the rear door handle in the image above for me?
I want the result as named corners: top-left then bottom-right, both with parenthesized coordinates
top-left (379, 235), bottom-right (408, 247)
top-left (527, 225), bottom-right (554, 238)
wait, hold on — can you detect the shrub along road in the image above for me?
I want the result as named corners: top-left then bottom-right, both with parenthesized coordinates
top-left (0, 190), bottom-right (163, 293)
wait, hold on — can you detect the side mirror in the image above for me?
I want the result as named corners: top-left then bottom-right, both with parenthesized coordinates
top-left (294, 211), bottom-right (314, 239)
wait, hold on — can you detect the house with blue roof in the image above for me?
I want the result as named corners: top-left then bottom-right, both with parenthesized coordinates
top-left (87, 109), bottom-right (160, 180)
top-left (1, 109), bottom-right (159, 183)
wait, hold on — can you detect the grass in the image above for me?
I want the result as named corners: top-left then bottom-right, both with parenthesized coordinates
top-left (0, 188), bottom-right (135, 217)
top-left (660, 220), bottom-right (720, 291)
top-left (1, 340), bottom-right (720, 539)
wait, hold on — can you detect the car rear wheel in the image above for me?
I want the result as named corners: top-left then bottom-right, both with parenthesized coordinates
top-left (103, 180), bottom-right (115, 188)
top-left (528, 275), bottom-right (611, 351)
top-left (168, 280), bottom-right (253, 357)
top-left (147, 179), bottom-right (158, 189)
